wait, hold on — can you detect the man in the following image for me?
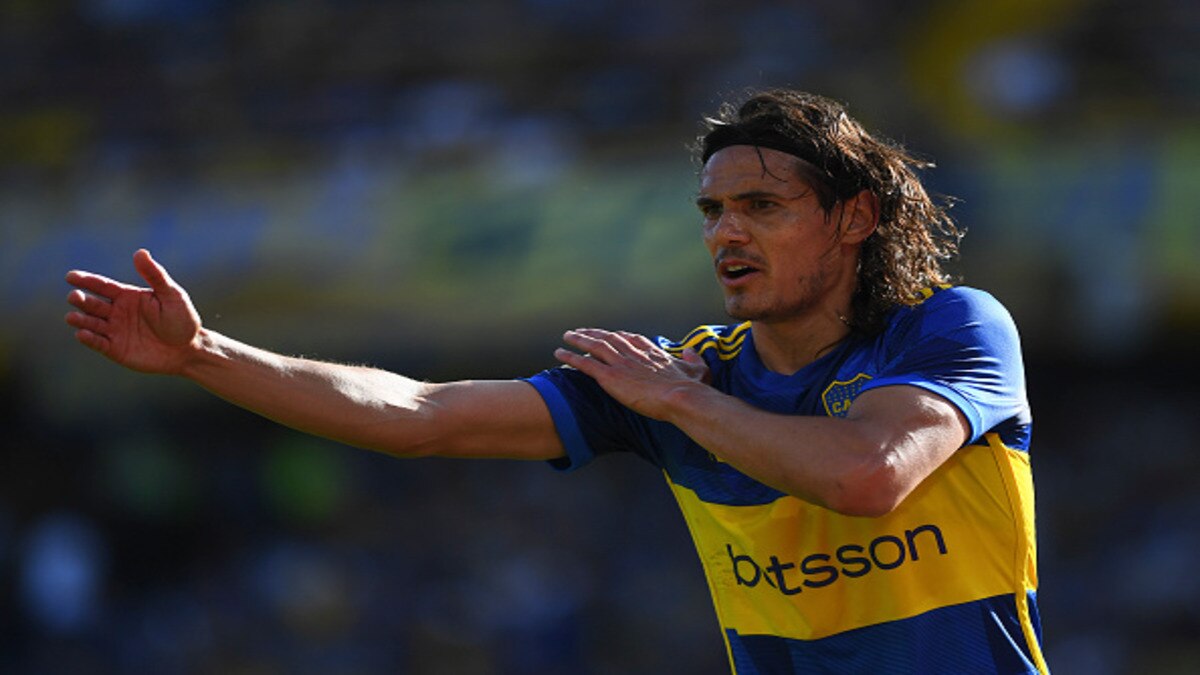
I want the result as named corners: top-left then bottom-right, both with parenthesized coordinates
top-left (65, 89), bottom-right (1048, 673)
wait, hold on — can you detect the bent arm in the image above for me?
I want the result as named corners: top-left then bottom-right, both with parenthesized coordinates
top-left (660, 383), bottom-right (970, 516)
top-left (554, 328), bottom-right (969, 516)
top-left (183, 330), bottom-right (565, 460)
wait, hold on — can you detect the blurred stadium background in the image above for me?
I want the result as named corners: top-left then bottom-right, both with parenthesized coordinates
top-left (3, 0), bottom-right (1199, 673)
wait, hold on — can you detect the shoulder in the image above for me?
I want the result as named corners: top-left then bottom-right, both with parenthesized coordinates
top-left (879, 285), bottom-right (1023, 366)
top-left (894, 285), bottom-right (1017, 332)
top-left (656, 322), bottom-right (752, 363)
top-left (912, 284), bottom-right (1007, 312)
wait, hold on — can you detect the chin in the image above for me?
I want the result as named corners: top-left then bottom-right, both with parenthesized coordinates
top-left (723, 291), bottom-right (797, 322)
top-left (723, 300), bottom-right (765, 322)
top-left (725, 296), bottom-right (814, 324)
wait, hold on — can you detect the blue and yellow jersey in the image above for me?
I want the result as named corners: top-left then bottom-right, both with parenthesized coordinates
top-left (525, 286), bottom-right (1047, 674)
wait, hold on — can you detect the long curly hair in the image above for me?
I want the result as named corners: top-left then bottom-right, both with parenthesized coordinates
top-left (695, 89), bottom-right (963, 334)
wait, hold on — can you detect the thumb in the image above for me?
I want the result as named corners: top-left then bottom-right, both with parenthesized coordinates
top-left (132, 249), bottom-right (181, 295)
top-left (681, 347), bottom-right (712, 384)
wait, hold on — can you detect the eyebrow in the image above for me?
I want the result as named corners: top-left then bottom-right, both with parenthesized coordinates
top-left (694, 190), bottom-right (808, 206)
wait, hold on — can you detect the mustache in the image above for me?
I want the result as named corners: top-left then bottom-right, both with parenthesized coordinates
top-left (714, 249), bottom-right (766, 268)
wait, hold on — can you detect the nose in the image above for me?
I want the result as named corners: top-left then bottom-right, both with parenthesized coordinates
top-left (705, 209), bottom-right (751, 247)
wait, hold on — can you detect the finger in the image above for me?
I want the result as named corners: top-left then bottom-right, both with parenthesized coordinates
top-left (568, 327), bottom-right (618, 341)
top-left (616, 331), bottom-right (657, 349)
top-left (562, 329), bottom-right (623, 360)
top-left (554, 347), bottom-right (580, 365)
top-left (66, 289), bottom-right (113, 319)
top-left (67, 310), bottom-right (122, 359)
top-left (606, 331), bottom-right (674, 369)
top-left (70, 323), bottom-right (112, 354)
top-left (133, 249), bottom-right (181, 296)
top-left (570, 328), bottom-right (646, 358)
top-left (567, 330), bottom-right (645, 366)
top-left (66, 310), bottom-right (108, 336)
top-left (65, 269), bottom-right (139, 299)
top-left (554, 347), bottom-right (602, 376)
top-left (615, 331), bottom-right (673, 363)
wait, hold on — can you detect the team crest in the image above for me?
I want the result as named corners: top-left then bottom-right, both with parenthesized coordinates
top-left (821, 373), bottom-right (872, 418)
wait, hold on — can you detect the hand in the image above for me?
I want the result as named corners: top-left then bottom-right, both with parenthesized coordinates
top-left (554, 328), bottom-right (711, 421)
top-left (65, 249), bottom-right (203, 375)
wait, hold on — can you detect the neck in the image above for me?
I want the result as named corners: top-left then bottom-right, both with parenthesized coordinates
top-left (750, 306), bottom-right (852, 375)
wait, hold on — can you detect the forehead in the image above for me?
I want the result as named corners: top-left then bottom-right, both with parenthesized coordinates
top-left (699, 145), bottom-right (805, 196)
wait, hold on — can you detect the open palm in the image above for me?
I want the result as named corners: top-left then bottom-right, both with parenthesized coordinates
top-left (65, 249), bottom-right (202, 375)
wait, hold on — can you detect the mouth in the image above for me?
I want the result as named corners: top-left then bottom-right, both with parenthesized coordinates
top-left (717, 259), bottom-right (762, 286)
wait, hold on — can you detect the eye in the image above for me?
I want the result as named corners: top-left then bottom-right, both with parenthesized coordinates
top-left (749, 198), bottom-right (777, 211)
top-left (697, 201), bottom-right (722, 218)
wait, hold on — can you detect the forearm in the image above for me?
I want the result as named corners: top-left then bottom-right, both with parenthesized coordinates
top-left (661, 383), bottom-right (892, 515)
top-left (179, 329), bottom-right (564, 461)
top-left (181, 328), bottom-right (441, 455)
top-left (552, 328), bottom-right (965, 515)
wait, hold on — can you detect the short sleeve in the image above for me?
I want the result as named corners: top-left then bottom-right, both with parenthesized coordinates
top-left (523, 366), bottom-right (651, 471)
top-left (862, 287), bottom-right (1031, 446)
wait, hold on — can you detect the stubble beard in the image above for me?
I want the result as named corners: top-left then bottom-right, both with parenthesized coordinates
top-left (723, 267), bottom-right (828, 324)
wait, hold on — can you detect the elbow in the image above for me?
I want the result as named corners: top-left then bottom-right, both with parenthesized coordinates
top-left (823, 454), bottom-right (909, 518)
top-left (387, 411), bottom-right (448, 458)
top-left (381, 434), bottom-right (441, 459)
top-left (368, 400), bottom-right (446, 459)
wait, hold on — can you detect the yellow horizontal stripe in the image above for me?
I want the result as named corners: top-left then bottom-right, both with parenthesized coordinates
top-left (668, 435), bottom-right (1038, 642)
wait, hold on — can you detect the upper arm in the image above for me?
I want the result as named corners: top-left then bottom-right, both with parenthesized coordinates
top-left (413, 380), bottom-right (566, 461)
top-left (827, 291), bottom-right (1029, 515)
top-left (835, 384), bottom-right (972, 515)
top-left (867, 288), bottom-right (1029, 447)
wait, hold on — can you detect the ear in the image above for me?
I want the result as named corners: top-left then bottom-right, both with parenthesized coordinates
top-left (839, 190), bottom-right (879, 245)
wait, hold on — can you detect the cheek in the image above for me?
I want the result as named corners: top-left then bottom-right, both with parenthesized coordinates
top-left (769, 234), bottom-right (812, 263)
top-left (772, 243), bottom-right (831, 283)
top-left (786, 229), bottom-right (839, 263)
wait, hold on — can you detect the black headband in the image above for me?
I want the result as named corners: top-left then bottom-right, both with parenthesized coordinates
top-left (700, 124), bottom-right (822, 165)
top-left (700, 124), bottom-right (862, 198)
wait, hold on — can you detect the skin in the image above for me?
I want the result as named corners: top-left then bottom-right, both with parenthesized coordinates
top-left (65, 251), bottom-right (562, 461)
top-left (555, 147), bottom-right (970, 515)
top-left (65, 145), bottom-right (969, 516)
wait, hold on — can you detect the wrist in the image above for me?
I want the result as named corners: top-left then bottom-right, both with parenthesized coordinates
top-left (178, 328), bottom-right (230, 380)
top-left (660, 380), bottom-right (724, 427)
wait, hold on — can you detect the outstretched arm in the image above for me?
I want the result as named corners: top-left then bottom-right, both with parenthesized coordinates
top-left (66, 250), bottom-right (565, 461)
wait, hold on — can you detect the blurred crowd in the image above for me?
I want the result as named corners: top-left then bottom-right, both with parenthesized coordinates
top-left (3, 0), bottom-right (1199, 673)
